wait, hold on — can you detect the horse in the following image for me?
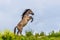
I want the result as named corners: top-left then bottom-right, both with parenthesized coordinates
top-left (14, 9), bottom-right (34, 35)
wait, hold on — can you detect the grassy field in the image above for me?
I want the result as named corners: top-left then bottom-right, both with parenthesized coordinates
top-left (0, 30), bottom-right (60, 40)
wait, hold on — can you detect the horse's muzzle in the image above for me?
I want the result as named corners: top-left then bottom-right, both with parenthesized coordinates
top-left (32, 13), bottom-right (34, 15)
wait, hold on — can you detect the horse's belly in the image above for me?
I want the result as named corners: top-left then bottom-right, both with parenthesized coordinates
top-left (17, 19), bottom-right (29, 27)
top-left (22, 21), bottom-right (28, 27)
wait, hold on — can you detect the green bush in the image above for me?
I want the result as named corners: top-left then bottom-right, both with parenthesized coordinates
top-left (0, 30), bottom-right (60, 40)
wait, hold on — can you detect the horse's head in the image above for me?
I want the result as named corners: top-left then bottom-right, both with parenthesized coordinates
top-left (27, 9), bottom-right (34, 15)
top-left (22, 9), bottom-right (34, 19)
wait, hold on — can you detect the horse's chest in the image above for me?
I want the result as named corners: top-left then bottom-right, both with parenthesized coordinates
top-left (23, 18), bottom-right (29, 24)
top-left (21, 20), bottom-right (28, 24)
top-left (20, 20), bottom-right (28, 27)
top-left (18, 17), bottom-right (30, 27)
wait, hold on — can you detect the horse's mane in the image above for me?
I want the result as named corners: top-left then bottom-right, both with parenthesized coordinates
top-left (22, 9), bottom-right (30, 19)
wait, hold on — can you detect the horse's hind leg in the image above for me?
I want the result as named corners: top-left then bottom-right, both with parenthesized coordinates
top-left (19, 27), bottom-right (23, 35)
top-left (20, 30), bottom-right (22, 34)
top-left (17, 30), bottom-right (19, 35)
top-left (14, 26), bottom-right (17, 34)
top-left (17, 26), bottom-right (23, 35)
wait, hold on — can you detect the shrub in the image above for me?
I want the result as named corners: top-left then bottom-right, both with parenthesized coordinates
top-left (0, 30), bottom-right (60, 40)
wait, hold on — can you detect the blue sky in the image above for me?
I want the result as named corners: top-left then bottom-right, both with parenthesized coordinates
top-left (0, 0), bottom-right (60, 34)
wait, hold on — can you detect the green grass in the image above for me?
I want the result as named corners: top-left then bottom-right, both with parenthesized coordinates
top-left (0, 30), bottom-right (60, 40)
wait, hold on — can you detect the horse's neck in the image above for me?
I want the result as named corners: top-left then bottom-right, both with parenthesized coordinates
top-left (22, 14), bottom-right (29, 19)
top-left (24, 15), bottom-right (29, 17)
top-left (23, 15), bottom-right (30, 20)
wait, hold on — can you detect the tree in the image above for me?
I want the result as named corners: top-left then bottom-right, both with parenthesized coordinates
top-left (40, 32), bottom-right (45, 36)
top-left (25, 31), bottom-right (33, 37)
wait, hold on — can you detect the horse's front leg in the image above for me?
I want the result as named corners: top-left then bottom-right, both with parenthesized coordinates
top-left (30, 16), bottom-right (33, 22)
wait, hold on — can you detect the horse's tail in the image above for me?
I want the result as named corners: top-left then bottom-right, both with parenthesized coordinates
top-left (14, 26), bottom-right (17, 34)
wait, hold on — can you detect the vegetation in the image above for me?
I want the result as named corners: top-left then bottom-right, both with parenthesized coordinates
top-left (0, 30), bottom-right (60, 40)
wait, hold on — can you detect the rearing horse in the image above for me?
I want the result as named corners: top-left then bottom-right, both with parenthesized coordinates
top-left (14, 9), bottom-right (34, 35)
